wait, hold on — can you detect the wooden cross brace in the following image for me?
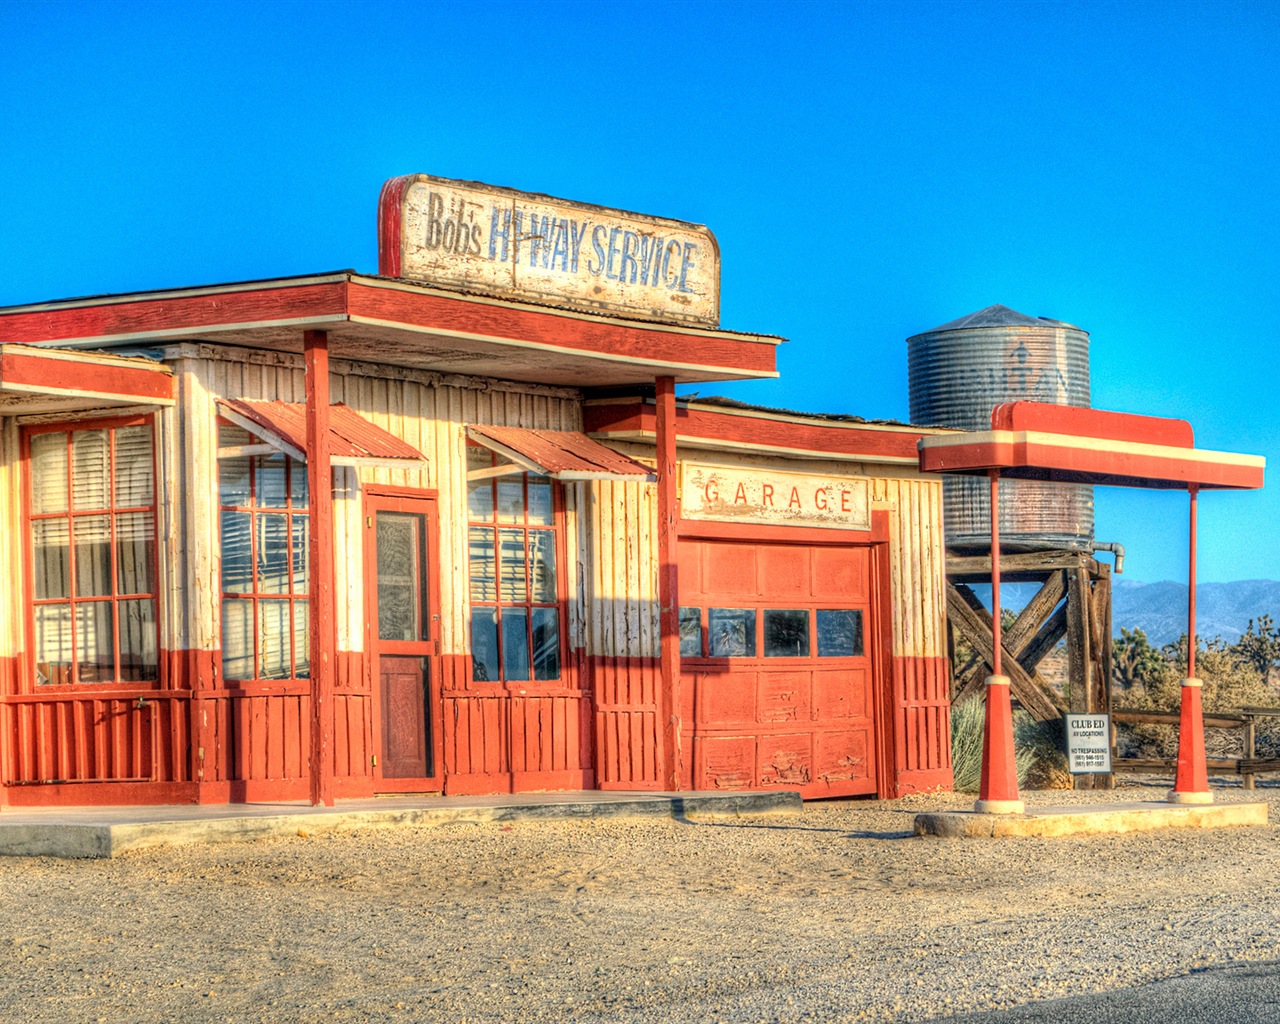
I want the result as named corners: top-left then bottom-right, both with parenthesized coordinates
top-left (948, 571), bottom-right (1068, 722)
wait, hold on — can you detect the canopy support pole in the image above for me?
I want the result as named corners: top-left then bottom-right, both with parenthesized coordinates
top-left (1170, 485), bottom-right (1211, 803)
top-left (975, 470), bottom-right (1024, 814)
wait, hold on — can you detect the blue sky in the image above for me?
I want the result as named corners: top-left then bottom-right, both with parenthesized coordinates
top-left (2, 0), bottom-right (1277, 584)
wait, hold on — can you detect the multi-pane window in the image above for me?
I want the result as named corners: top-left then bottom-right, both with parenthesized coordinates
top-left (680, 607), bottom-right (864, 659)
top-left (26, 419), bottom-right (158, 686)
top-left (218, 423), bottom-right (310, 681)
top-left (466, 446), bottom-right (562, 683)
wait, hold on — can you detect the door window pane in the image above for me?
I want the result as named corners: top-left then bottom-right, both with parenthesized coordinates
top-left (377, 513), bottom-right (423, 642)
top-left (709, 608), bottom-right (756, 658)
top-left (764, 609), bottom-right (810, 657)
top-left (817, 610), bottom-right (864, 657)
top-left (680, 607), bottom-right (703, 658)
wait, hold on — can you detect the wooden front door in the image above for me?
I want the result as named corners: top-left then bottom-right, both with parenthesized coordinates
top-left (366, 491), bottom-right (442, 791)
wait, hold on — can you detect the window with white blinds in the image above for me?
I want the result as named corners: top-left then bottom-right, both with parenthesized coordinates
top-left (217, 422), bottom-right (310, 682)
top-left (26, 419), bottom-right (158, 686)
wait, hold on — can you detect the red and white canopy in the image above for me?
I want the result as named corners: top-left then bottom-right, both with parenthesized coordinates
top-left (918, 401), bottom-right (1264, 491)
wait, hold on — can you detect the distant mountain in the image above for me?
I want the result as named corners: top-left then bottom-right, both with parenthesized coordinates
top-left (1111, 579), bottom-right (1280, 648)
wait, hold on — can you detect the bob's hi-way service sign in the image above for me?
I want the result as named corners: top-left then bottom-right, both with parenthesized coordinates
top-left (378, 175), bottom-right (720, 327)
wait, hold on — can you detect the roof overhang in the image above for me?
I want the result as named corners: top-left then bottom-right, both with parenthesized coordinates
top-left (466, 425), bottom-right (654, 482)
top-left (0, 273), bottom-right (781, 389)
top-left (218, 398), bottom-right (426, 468)
top-left (0, 344), bottom-right (174, 415)
top-left (584, 395), bottom-right (938, 467)
top-left (918, 401), bottom-right (1265, 490)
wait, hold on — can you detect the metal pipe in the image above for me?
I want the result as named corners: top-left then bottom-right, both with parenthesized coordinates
top-left (1093, 541), bottom-right (1125, 574)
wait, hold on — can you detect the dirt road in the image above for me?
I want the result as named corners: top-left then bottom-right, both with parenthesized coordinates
top-left (3, 785), bottom-right (1278, 1023)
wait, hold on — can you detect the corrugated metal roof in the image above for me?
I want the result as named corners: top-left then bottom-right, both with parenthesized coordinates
top-left (219, 399), bottom-right (424, 465)
top-left (467, 425), bottom-right (653, 481)
top-left (914, 304), bottom-right (1083, 335)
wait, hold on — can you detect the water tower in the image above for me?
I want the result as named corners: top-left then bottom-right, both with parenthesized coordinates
top-left (908, 305), bottom-right (1116, 785)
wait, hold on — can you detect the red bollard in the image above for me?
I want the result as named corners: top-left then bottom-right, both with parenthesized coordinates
top-left (1168, 678), bottom-right (1212, 804)
top-left (974, 674), bottom-right (1025, 815)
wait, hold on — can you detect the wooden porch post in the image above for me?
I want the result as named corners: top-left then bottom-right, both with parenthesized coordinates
top-left (305, 329), bottom-right (336, 807)
top-left (655, 376), bottom-right (682, 791)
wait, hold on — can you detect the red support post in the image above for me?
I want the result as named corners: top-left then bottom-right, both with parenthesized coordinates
top-left (305, 329), bottom-right (336, 807)
top-left (655, 376), bottom-right (682, 791)
top-left (976, 471), bottom-right (1024, 814)
top-left (1171, 485), bottom-right (1211, 803)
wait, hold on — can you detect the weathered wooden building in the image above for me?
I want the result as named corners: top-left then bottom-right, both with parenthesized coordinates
top-left (0, 176), bottom-right (951, 808)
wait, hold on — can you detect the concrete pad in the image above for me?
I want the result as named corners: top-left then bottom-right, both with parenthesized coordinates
top-left (0, 789), bottom-right (801, 859)
top-left (914, 799), bottom-right (1269, 838)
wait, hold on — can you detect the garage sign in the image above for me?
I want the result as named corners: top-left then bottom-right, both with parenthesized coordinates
top-left (681, 463), bottom-right (871, 531)
top-left (379, 175), bottom-right (720, 327)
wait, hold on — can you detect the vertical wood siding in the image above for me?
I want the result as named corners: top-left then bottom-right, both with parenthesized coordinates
top-left (582, 478), bottom-right (663, 787)
top-left (871, 477), bottom-right (952, 791)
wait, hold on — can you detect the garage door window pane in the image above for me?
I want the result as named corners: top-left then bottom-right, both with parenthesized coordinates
top-left (709, 608), bottom-right (756, 658)
top-left (679, 607), bottom-right (703, 658)
top-left (818, 609), bottom-right (863, 657)
top-left (764, 609), bottom-right (810, 657)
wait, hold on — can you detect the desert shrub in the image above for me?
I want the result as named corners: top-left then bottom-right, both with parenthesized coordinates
top-left (949, 696), bottom-right (1037, 793)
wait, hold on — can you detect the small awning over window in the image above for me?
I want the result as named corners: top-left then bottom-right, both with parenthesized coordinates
top-left (219, 398), bottom-right (425, 468)
top-left (466, 425), bottom-right (654, 482)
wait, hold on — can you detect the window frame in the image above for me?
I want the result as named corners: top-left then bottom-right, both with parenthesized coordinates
top-left (216, 419), bottom-right (312, 685)
top-left (21, 414), bottom-right (161, 692)
top-left (465, 445), bottom-right (569, 689)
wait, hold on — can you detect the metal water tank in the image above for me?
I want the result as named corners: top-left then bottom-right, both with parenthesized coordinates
top-left (907, 304), bottom-right (1093, 553)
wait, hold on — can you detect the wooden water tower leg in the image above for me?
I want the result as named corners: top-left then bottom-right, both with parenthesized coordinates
top-left (1092, 564), bottom-right (1116, 789)
top-left (1066, 566), bottom-right (1095, 790)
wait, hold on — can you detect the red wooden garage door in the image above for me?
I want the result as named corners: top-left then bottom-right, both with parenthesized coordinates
top-left (678, 536), bottom-right (878, 799)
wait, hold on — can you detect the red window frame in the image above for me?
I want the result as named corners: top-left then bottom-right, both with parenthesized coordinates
top-left (216, 420), bottom-right (311, 683)
top-left (465, 446), bottom-right (568, 686)
top-left (21, 414), bottom-right (160, 690)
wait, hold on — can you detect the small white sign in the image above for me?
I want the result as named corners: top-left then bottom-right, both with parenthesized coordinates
top-left (1065, 714), bottom-right (1112, 774)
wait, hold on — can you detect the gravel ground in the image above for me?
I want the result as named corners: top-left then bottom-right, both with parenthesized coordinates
top-left (2, 782), bottom-right (1279, 1024)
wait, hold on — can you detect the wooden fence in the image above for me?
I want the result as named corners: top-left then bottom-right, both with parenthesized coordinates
top-left (1111, 705), bottom-right (1280, 790)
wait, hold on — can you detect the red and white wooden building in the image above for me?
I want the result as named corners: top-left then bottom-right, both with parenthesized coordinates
top-left (0, 176), bottom-right (952, 808)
